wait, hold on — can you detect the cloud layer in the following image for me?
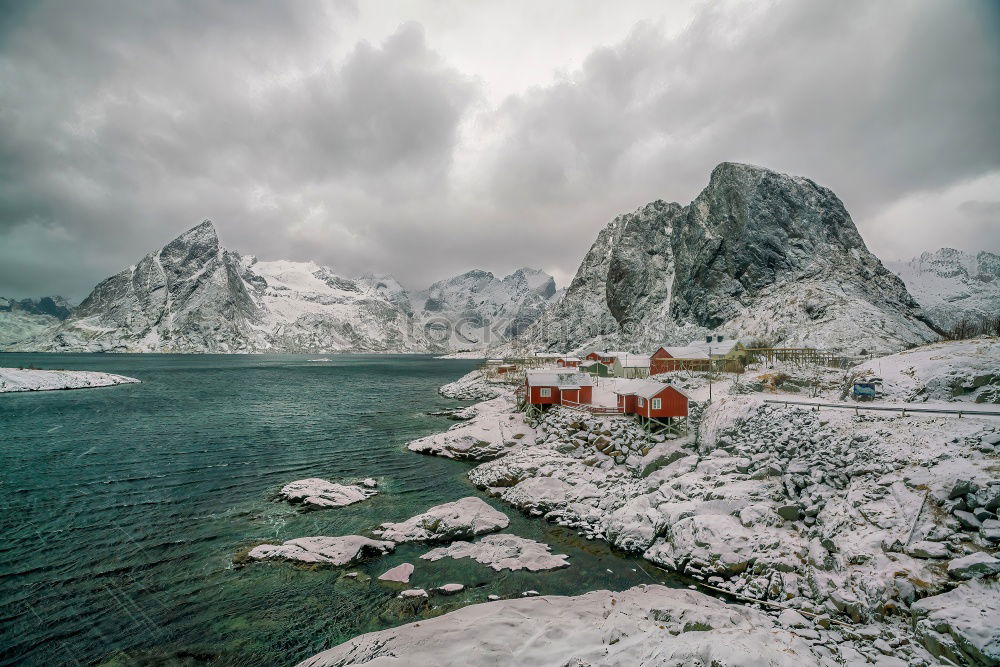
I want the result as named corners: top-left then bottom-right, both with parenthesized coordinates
top-left (1, 0), bottom-right (998, 300)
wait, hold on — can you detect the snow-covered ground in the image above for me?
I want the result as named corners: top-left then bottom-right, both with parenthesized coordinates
top-left (852, 337), bottom-right (1000, 403)
top-left (297, 585), bottom-right (818, 667)
top-left (301, 341), bottom-right (1000, 666)
top-left (0, 368), bottom-right (140, 392)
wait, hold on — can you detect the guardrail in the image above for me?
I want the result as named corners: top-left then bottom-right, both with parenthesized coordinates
top-left (763, 399), bottom-right (1000, 418)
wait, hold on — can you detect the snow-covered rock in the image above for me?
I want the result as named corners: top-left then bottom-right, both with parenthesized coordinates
top-left (295, 585), bottom-right (816, 667)
top-left (420, 534), bottom-right (570, 572)
top-left (947, 552), bottom-right (1000, 580)
top-left (378, 563), bottom-right (414, 583)
top-left (911, 578), bottom-right (1000, 665)
top-left (434, 583), bottom-right (464, 594)
top-left (887, 248), bottom-right (1000, 331)
top-left (0, 368), bottom-right (139, 392)
top-left (373, 497), bottom-right (509, 543)
top-left (247, 536), bottom-right (394, 566)
top-left (408, 394), bottom-right (535, 461)
top-left (397, 589), bottom-right (428, 599)
top-left (278, 478), bottom-right (378, 509)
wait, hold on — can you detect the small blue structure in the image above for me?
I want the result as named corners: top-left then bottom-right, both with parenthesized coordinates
top-left (852, 382), bottom-right (877, 400)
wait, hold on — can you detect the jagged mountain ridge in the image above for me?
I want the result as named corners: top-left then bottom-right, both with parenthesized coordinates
top-left (519, 162), bottom-right (941, 354)
top-left (886, 248), bottom-right (1000, 331)
top-left (10, 221), bottom-right (557, 353)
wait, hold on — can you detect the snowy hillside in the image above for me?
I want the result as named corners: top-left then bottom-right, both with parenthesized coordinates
top-left (852, 337), bottom-right (1000, 403)
top-left (518, 162), bottom-right (940, 355)
top-left (0, 296), bottom-right (72, 346)
top-left (887, 248), bottom-right (1000, 331)
top-left (10, 222), bottom-right (555, 353)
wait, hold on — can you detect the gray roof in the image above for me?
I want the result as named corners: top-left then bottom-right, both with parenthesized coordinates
top-left (613, 379), bottom-right (689, 400)
top-left (525, 370), bottom-right (594, 388)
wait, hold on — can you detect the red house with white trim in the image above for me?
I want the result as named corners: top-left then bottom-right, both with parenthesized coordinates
top-left (614, 379), bottom-right (689, 419)
top-left (524, 370), bottom-right (594, 409)
top-left (556, 356), bottom-right (582, 368)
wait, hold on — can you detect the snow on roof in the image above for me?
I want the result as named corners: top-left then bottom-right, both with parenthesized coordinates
top-left (685, 340), bottom-right (741, 355)
top-left (525, 370), bottom-right (593, 387)
top-left (580, 360), bottom-right (607, 368)
top-left (559, 356), bottom-right (583, 362)
top-left (657, 346), bottom-right (710, 360)
top-left (613, 379), bottom-right (689, 399)
top-left (614, 353), bottom-right (651, 368)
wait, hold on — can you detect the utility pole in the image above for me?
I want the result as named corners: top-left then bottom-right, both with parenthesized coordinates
top-left (708, 344), bottom-right (712, 403)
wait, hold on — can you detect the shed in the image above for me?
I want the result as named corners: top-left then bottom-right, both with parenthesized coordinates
top-left (613, 380), bottom-right (689, 419)
top-left (580, 360), bottom-right (611, 377)
top-left (610, 353), bottom-right (650, 379)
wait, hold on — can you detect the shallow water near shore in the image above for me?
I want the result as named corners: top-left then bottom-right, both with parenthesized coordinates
top-left (0, 354), bottom-right (677, 666)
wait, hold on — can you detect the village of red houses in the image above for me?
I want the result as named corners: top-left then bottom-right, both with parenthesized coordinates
top-left (492, 336), bottom-right (757, 434)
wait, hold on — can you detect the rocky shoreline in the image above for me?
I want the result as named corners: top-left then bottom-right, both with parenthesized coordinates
top-left (0, 367), bottom-right (140, 392)
top-left (299, 357), bottom-right (1000, 666)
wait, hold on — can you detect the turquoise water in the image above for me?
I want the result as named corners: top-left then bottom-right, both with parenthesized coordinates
top-left (0, 354), bottom-right (673, 666)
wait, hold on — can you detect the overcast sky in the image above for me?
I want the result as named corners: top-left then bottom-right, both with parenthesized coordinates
top-left (1, 0), bottom-right (998, 301)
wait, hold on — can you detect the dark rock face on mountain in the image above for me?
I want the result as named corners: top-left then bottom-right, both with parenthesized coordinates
top-left (887, 248), bottom-right (1000, 331)
top-left (0, 296), bottom-right (74, 346)
top-left (526, 162), bottom-right (940, 354)
top-left (0, 296), bottom-right (72, 320)
top-left (14, 221), bottom-right (556, 353)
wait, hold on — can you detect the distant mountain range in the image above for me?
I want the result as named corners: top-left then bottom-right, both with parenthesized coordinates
top-left (3, 162), bottom-right (992, 355)
top-left (4, 221), bottom-right (558, 353)
top-left (886, 249), bottom-right (1000, 331)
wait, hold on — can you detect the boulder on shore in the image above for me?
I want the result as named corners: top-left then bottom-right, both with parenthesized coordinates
top-left (248, 536), bottom-right (394, 566)
top-left (279, 478), bottom-right (378, 509)
top-left (374, 497), bottom-right (509, 543)
top-left (420, 534), bottom-right (570, 572)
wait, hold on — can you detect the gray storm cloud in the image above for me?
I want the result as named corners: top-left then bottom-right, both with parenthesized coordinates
top-left (0, 0), bottom-right (998, 300)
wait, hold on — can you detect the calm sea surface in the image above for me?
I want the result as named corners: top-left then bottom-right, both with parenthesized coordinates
top-left (0, 354), bottom-right (673, 666)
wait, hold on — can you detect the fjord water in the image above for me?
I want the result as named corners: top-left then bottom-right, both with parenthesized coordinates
top-left (0, 354), bottom-right (663, 666)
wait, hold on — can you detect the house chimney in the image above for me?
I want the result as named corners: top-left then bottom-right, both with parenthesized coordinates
top-left (716, 335), bottom-right (723, 343)
top-left (705, 335), bottom-right (712, 343)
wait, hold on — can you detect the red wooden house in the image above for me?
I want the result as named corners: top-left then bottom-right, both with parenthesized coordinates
top-left (586, 351), bottom-right (618, 365)
top-left (556, 356), bottom-right (582, 368)
top-left (614, 379), bottom-right (689, 420)
top-left (649, 346), bottom-right (711, 374)
top-left (524, 370), bottom-right (594, 411)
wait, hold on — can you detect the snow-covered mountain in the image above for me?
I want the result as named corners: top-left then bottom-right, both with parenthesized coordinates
top-left (9, 221), bottom-right (557, 353)
top-left (519, 162), bottom-right (941, 354)
top-left (0, 296), bottom-right (73, 346)
top-left (408, 268), bottom-right (558, 349)
top-left (886, 248), bottom-right (1000, 331)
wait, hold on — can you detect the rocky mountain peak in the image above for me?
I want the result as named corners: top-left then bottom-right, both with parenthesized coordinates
top-left (522, 163), bottom-right (939, 354)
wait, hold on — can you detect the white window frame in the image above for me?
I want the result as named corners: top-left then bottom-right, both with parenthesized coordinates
top-left (638, 397), bottom-right (645, 407)
top-left (539, 387), bottom-right (552, 398)
top-left (651, 398), bottom-right (662, 410)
